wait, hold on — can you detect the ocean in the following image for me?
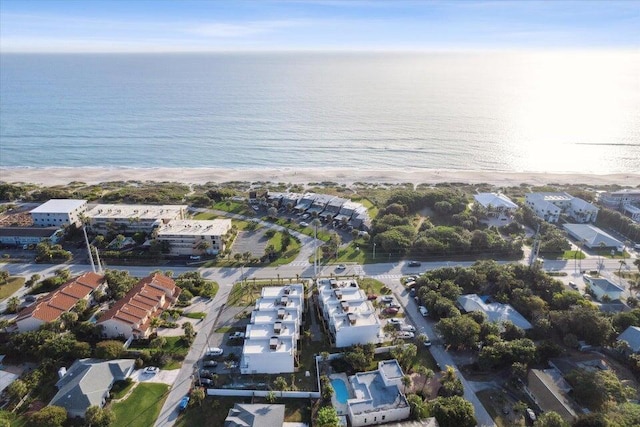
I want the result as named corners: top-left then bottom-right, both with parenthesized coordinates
top-left (1, 52), bottom-right (638, 174)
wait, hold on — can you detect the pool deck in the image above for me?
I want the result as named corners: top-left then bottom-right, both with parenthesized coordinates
top-left (329, 373), bottom-right (352, 416)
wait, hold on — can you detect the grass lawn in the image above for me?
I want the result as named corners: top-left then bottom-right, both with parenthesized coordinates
top-left (0, 277), bottom-right (25, 301)
top-left (562, 250), bottom-right (586, 260)
top-left (184, 312), bottom-right (206, 320)
top-left (267, 232), bottom-right (301, 266)
top-left (212, 200), bottom-right (253, 216)
top-left (193, 211), bottom-right (256, 231)
top-left (477, 389), bottom-right (527, 427)
top-left (358, 277), bottom-right (391, 295)
top-left (110, 379), bottom-right (135, 400)
top-left (111, 383), bottom-right (169, 427)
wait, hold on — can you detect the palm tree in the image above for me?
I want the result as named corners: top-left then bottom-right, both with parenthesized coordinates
top-left (415, 366), bottom-right (434, 395)
top-left (401, 375), bottom-right (412, 394)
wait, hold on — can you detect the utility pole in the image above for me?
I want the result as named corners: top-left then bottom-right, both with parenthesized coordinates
top-left (82, 226), bottom-right (96, 273)
top-left (529, 224), bottom-right (541, 269)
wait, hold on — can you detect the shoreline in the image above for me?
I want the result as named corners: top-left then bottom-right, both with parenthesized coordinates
top-left (1, 167), bottom-right (639, 187)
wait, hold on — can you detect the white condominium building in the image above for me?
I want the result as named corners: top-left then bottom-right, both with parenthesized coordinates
top-left (155, 219), bottom-right (231, 256)
top-left (86, 204), bottom-right (187, 235)
top-left (30, 199), bottom-right (88, 228)
top-left (525, 192), bottom-right (598, 224)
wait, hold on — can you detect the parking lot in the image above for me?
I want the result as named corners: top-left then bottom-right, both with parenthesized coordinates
top-left (231, 230), bottom-right (269, 258)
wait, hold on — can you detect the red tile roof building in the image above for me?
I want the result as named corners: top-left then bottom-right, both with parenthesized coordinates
top-left (16, 272), bottom-right (106, 332)
top-left (97, 273), bottom-right (181, 339)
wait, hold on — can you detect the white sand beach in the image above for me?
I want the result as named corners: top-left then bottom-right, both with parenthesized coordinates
top-left (1, 167), bottom-right (638, 187)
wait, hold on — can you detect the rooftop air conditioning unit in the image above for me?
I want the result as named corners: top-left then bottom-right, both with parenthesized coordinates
top-left (347, 313), bottom-right (357, 325)
top-left (270, 337), bottom-right (279, 350)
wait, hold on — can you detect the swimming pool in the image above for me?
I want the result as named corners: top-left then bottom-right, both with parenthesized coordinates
top-left (331, 378), bottom-right (349, 404)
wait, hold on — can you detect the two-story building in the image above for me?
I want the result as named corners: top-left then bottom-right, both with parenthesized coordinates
top-left (154, 219), bottom-right (231, 256)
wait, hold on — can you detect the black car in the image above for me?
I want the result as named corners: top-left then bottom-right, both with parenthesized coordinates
top-left (408, 261), bottom-right (421, 267)
top-left (197, 378), bottom-right (213, 386)
top-left (199, 369), bottom-right (215, 379)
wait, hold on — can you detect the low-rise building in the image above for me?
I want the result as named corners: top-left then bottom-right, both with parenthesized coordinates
top-left (334, 201), bottom-right (361, 225)
top-left (50, 358), bottom-right (135, 418)
top-left (86, 204), bottom-right (187, 235)
top-left (294, 193), bottom-right (316, 213)
top-left (617, 326), bottom-right (640, 353)
top-left (155, 219), bottom-right (231, 256)
top-left (526, 368), bottom-right (577, 422)
top-left (320, 197), bottom-right (347, 221)
top-left (97, 273), bottom-right (181, 339)
top-left (349, 206), bottom-right (371, 231)
top-left (306, 194), bottom-right (336, 217)
top-left (16, 272), bottom-right (106, 332)
top-left (525, 192), bottom-right (598, 223)
top-left (623, 204), bottom-right (640, 222)
top-left (457, 294), bottom-right (532, 330)
top-left (583, 276), bottom-right (624, 301)
top-left (224, 403), bottom-right (286, 427)
top-left (240, 284), bottom-right (304, 375)
top-left (317, 279), bottom-right (381, 348)
top-left (346, 360), bottom-right (411, 426)
top-left (30, 199), bottom-right (87, 228)
top-left (563, 223), bottom-right (624, 250)
top-left (598, 189), bottom-right (640, 209)
top-left (473, 193), bottom-right (518, 214)
top-left (0, 226), bottom-right (62, 247)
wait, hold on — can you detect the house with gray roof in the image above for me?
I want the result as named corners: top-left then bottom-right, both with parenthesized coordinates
top-left (346, 360), bottom-right (410, 426)
top-left (474, 193), bottom-right (518, 214)
top-left (457, 294), bottom-right (532, 330)
top-left (49, 358), bottom-right (135, 418)
top-left (617, 326), bottom-right (640, 353)
top-left (224, 403), bottom-right (285, 427)
top-left (583, 276), bottom-right (624, 301)
top-left (526, 368), bottom-right (578, 422)
top-left (563, 223), bottom-right (623, 251)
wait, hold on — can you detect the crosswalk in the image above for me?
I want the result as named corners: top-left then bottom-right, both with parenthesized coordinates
top-left (372, 274), bottom-right (403, 280)
top-left (289, 261), bottom-right (311, 267)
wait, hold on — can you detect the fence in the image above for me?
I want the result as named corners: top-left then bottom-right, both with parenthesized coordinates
top-left (206, 388), bottom-right (320, 399)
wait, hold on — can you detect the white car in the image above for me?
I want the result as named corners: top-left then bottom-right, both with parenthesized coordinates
top-left (206, 347), bottom-right (224, 356)
top-left (229, 332), bottom-right (245, 339)
top-left (401, 325), bottom-right (416, 332)
top-left (419, 306), bottom-right (429, 317)
top-left (423, 335), bottom-right (432, 347)
top-left (398, 331), bottom-right (415, 339)
top-left (300, 221), bottom-right (309, 227)
top-left (336, 264), bottom-right (346, 270)
top-left (144, 366), bottom-right (160, 374)
top-left (387, 318), bottom-right (403, 325)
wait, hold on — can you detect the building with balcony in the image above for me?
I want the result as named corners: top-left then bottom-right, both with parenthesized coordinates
top-left (30, 199), bottom-right (87, 228)
top-left (525, 193), bottom-right (598, 223)
top-left (155, 219), bottom-right (231, 256)
top-left (86, 204), bottom-right (187, 235)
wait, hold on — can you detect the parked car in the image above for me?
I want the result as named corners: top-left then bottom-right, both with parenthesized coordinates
top-left (144, 366), bottom-right (160, 374)
top-left (408, 261), bottom-right (422, 267)
top-left (409, 288), bottom-right (416, 296)
top-left (419, 306), bottom-right (429, 317)
top-left (205, 347), bottom-right (224, 356)
top-left (178, 396), bottom-right (190, 412)
top-left (405, 281), bottom-right (416, 289)
top-left (405, 276), bottom-right (417, 282)
top-left (387, 318), bottom-right (403, 325)
top-left (401, 325), bottom-right (416, 332)
top-left (229, 332), bottom-right (245, 340)
top-left (367, 294), bottom-right (378, 300)
top-left (336, 264), bottom-right (346, 270)
top-left (526, 408), bottom-right (536, 422)
top-left (203, 360), bottom-right (218, 367)
top-left (299, 221), bottom-right (309, 227)
top-left (381, 295), bottom-right (394, 303)
top-left (386, 302), bottom-right (401, 309)
top-left (384, 307), bottom-right (399, 315)
top-left (197, 378), bottom-right (213, 386)
top-left (398, 331), bottom-right (415, 339)
top-left (189, 255), bottom-right (201, 260)
top-left (569, 281), bottom-right (578, 289)
top-left (199, 369), bottom-right (215, 379)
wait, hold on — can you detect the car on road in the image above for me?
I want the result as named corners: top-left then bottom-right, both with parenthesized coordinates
top-left (423, 335), bottom-right (432, 347)
top-left (384, 307), bottom-right (399, 315)
top-left (336, 264), bottom-right (346, 270)
top-left (401, 325), bottom-right (416, 332)
top-left (189, 255), bottom-right (201, 260)
top-left (178, 396), bottom-right (190, 412)
top-left (569, 281), bottom-right (578, 289)
top-left (408, 261), bottom-right (422, 267)
top-left (299, 221), bottom-right (309, 227)
top-left (526, 408), bottom-right (536, 422)
top-left (205, 347), bottom-right (224, 356)
top-left (405, 276), bottom-right (417, 282)
top-left (229, 332), bottom-right (245, 340)
top-left (381, 295), bottom-right (394, 303)
top-left (419, 306), bottom-right (429, 317)
top-left (387, 318), bottom-right (403, 325)
top-left (398, 331), bottom-right (415, 339)
top-left (405, 281), bottom-right (416, 289)
top-left (144, 366), bottom-right (160, 374)
top-left (203, 360), bottom-right (218, 367)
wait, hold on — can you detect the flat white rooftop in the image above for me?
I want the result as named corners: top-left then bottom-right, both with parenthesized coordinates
top-left (261, 284), bottom-right (304, 298)
top-left (246, 322), bottom-right (297, 339)
top-left (333, 312), bottom-right (379, 330)
top-left (243, 336), bottom-right (294, 354)
top-left (320, 287), bottom-right (366, 305)
top-left (251, 308), bottom-right (299, 324)
top-left (30, 199), bottom-right (86, 213)
top-left (255, 297), bottom-right (302, 312)
top-left (86, 204), bottom-right (187, 219)
top-left (156, 219), bottom-right (231, 236)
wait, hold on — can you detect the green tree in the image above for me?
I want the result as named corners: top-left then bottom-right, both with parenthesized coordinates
top-left (0, 270), bottom-right (9, 285)
top-left (84, 406), bottom-right (115, 427)
top-left (28, 405), bottom-right (67, 427)
top-left (534, 411), bottom-right (569, 427)
top-left (316, 406), bottom-right (340, 427)
top-left (407, 394), bottom-right (430, 420)
top-left (189, 388), bottom-right (205, 407)
top-left (6, 379), bottom-right (27, 401)
top-left (272, 376), bottom-right (288, 391)
top-left (567, 369), bottom-right (634, 410)
top-left (402, 375), bottom-right (413, 394)
top-left (415, 366), bottom-right (435, 395)
top-left (429, 396), bottom-right (477, 427)
top-left (436, 316), bottom-right (481, 349)
top-left (94, 340), bottom-right (124, 359)
top-left (6, 296), bottom-right (20, 314)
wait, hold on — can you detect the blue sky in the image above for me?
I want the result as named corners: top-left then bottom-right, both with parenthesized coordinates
top-left (1, 0), bottom-right (638, 52)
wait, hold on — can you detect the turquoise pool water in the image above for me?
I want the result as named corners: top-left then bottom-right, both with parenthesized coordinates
top-left (331, 378), bottom-right (349, 404)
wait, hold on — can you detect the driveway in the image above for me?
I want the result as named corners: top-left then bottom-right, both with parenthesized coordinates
top-left (132, 368), bottom-right (180, 386)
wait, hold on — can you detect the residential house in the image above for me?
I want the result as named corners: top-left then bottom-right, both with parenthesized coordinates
top-left (617, 326), bottom-right (640, 353)
top-left (49, 358), bottom-right (135, 418)
top-left (346, 360), bottom-right (411, 426)
top-left (293, 193), bottom-right (316, 213)
top-left (240, 284), bottom-right (304, 374)
top-left (16, 272), bottom-right (106, 332)
top-left (85, 204), bottom-right (187, 235)
top-left (526, 368), bottom-right (577, 422)
top-left (0, 226), bottom-right (62, 247)
top-left (563, 224), bottom-right (624, 250)
top-left (457, 294), bottom-right (532, 330)
top-left (334, 201), bottom-right (361, 225)
top-left (97, 273), bottom-right (181, 339)
top-left (155, 219), bottom-right (231, 256)
top-left (306, 194), bottom-right (336, 217)
top-left (473, 193), bottom-right (518, 215)
top-left (224, 403), bottom-right (285, 427)
top-left (349, 206), bottom-right (371, 231)
top-left (320, 197), bottom-right (347, 221)
top-left (30, 199), bottom-right (87, 228)
top-left (525, 192), bottom-right (598, 223)
top-left (583, 276), bottom-right (624, 301)
top-left (317, 279), bottom-right (381, 348)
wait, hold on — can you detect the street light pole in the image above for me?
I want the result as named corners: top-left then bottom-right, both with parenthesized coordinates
top-left (373, 242), bottom-right (376, 260)
top-left (314, 223), bottom-right (318, 278)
